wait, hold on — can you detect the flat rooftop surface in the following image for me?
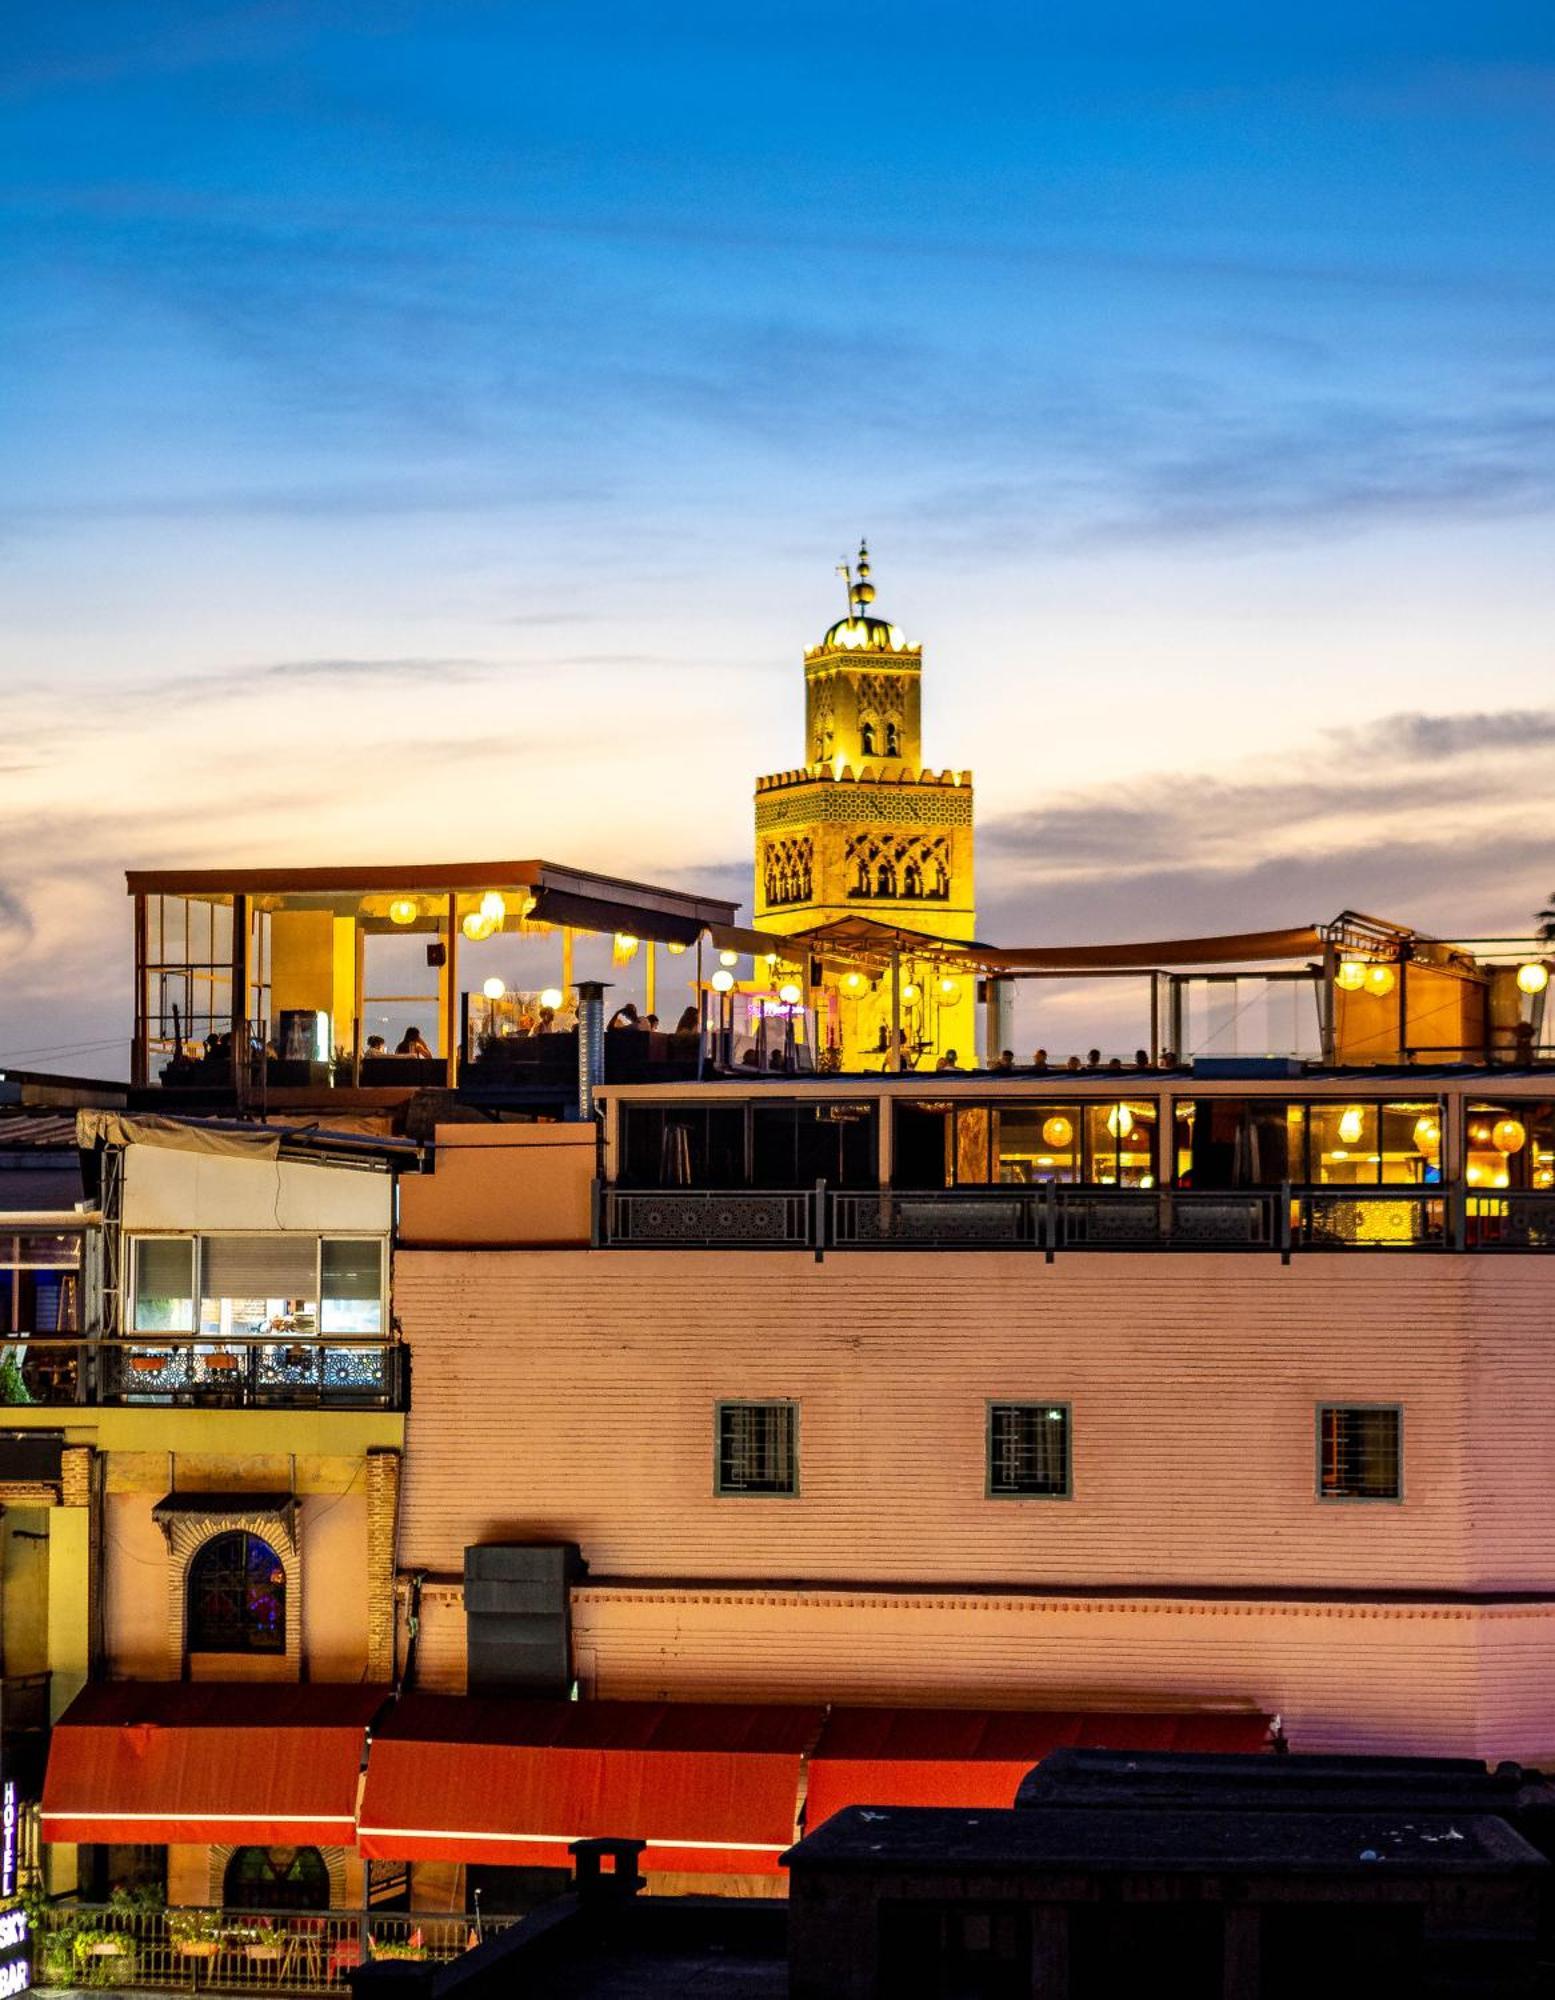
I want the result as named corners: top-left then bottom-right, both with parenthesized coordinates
top-left (519, 1941), bottom-right (786, 1998)
top-left (787, 1806), bottom-right (1546, 1874)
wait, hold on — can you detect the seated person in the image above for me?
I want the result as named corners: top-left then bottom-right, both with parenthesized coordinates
top-left (936, 1048), bottom-right (961, 1072)
top-left (1031, 1047), bottom-right (1049, 1071)
top-left (396, 1025), bottom-right (434, 1058)
top-left (364, 1034), bottom-right (388, 1055)
top-left (536, 1006), bottom-right (556, 1032)
top-left (991, 1049), bottom-right (1016, 1072)
top-left (607, 1003), bottom-right (640, 1031)
top-left (674, 1005), bottom-right (700, 1034)
top-left (643, 1013), bottom-right (660, 1032)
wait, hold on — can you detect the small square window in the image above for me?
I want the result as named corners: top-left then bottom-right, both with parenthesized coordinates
top-left (988, 1403), bottom-right (1071, 1499)
top-left (716, 1401), bottom-right (798, 1496)
top-left (1318, 1404), bottom-right (1401, 1501)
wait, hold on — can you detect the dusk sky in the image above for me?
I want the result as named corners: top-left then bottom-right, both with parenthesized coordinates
top-left (4, 2), bottom-right (1555, 1073)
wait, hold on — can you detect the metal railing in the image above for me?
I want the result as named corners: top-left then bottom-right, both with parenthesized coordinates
top-left (0, 1340), bottom-right (408, 1410)
top-left (599, 1182), bottom-right (1551, 1255)
top-left (602, 1188), bottom-right (813, 1248)
top-left (33, 1903), bottom-right (514, 1993)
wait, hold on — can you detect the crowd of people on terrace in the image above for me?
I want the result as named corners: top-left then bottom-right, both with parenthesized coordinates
top-left (931, 1046), bottom-right (1177, 1074)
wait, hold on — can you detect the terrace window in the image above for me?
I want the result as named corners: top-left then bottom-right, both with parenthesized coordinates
top-left (716, 1401), bottom-right (798, 1496)
top-left (1317, 1405), bottom-right (1402, 1502)
top-left (1465, 1101), bottom-right (1555, 1193)
top-left (320, 1239), bottom-right (386, 1334)
top-left (987, 1403), bottom-right (1071, 1499)
top-left (893, 1102), bottom-right (1156, 1189)
top-left (619, 1102), bottom-right (877, 1189)
top-left (132, 1238), bottom-right (196, 1333)
top-left (1174, 1101), bottom-right (1446, 1189)
top-left (1, 1231), bottom-right (81, 1336)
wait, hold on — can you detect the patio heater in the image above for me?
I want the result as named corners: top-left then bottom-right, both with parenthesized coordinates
top-left (576, 981), bottom-right (607, 1122)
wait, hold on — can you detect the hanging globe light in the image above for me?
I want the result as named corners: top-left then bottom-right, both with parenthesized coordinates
top-left (1517, 962), bottom-right (1549, 995)
top-left (1364, 964), bottom-right (1397, 997)
top-left (539, 987), bottom-right (563, 1010)
top-left (388, 897), bottom-right (418, 927)
top-left (842, 971), bottom-right (865, 996)
top-left (1335, 960), bottom-right (1367, 992)
top-left (1042, 1115), bottom-right (1074, 1149)
top-left (462, 912), bottom-right (494, 943)
top-left (711, 968), bottom-right (735, 994)
top-left (1492, 1118), bottom-right (1527, 1155)
top-left (719, 949), bottom-right (739, 968)
top-left (479, 892), bottom-right (506, 926)
top-left (901, 983), bottom-right (920, 1003)
top-left (938, 977), bottom-right (961, 1002)
top-left (1413, 1114), bottom-right (1441, 1154)
top-left (482, 977), bottom-right (505, 1000)
top-left (1338, 1106), bottom-right (1365, 1146)
top-left (778, 983), bottom-right (802, 1005)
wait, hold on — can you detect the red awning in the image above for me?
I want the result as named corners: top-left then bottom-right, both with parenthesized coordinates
top-left (803, 1708), bottom-right (1273, 1830)
top-left (41, 1682), bottom-right (386, 1847)
top-left (357, 1695), bottom-right (824, 1874)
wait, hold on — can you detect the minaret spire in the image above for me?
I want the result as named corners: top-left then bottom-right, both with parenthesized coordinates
top-left (849, 539), bottom-right (876, 618)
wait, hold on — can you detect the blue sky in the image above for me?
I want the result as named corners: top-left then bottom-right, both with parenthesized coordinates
top-left (4, 2), bottom-right (1555, 1070)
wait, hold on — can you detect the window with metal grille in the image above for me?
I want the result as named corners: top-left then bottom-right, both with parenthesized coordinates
top-left (187, 1530), bottom-right (286, 1653)
top-left (716, 1401), bottom-right (798, 1496)
top-left (987, 1402), bottom-right (1071, 1498)
top-left (1318, 1404), bottom-right (1402, 1501)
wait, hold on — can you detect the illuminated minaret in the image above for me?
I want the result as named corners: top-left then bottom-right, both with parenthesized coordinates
top-left (754, 543), bottom-right (977, 1066)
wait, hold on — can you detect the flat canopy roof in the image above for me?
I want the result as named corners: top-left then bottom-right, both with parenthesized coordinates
top-left (124, 858), bottom-right (739, 930)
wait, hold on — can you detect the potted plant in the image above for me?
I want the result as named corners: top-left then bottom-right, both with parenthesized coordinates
top-left (168, 1907), bottom-right (225, 1957)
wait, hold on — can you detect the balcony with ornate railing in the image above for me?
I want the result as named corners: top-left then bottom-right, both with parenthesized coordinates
top-left (596, 1182), bottom-right (1555, 1256)
top-left (0, 1338), bottom-right (407, 1410)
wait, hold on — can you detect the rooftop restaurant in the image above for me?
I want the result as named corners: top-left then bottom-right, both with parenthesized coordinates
top-left (110, 862), bottom-right (1555, 1252)
top-left (125, 867), bottom-right (1552, 1100)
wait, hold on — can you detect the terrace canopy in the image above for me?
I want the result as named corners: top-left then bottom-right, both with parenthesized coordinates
top-left (41, 1682), bottom-right (385, 1846)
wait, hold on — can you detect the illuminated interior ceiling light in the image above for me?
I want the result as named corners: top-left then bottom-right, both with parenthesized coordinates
top-left (1536, 1168), bottom-right (1554, 1188)
top-left (615, 932), bottom-right (639, 958)
top-left (481, 977), bottom-right (506, 1000)
top-left (842, 971), bottom-right (865, 995)
top-left (1338, 1106), bottom-right (1365, 1146)
top-left (1517, 962), bottom-right (1550, 994)
top-left (539, 987), bottom-right (564, 1010)
top-left (938, 978), bottom-right (961, 1001)
top-left (666, 942), bottom-right (687, 956)
top-left (711, 968), bottom-right (735, 994)
top-left (1106, 1104), bottom-right (1135, 1139)
top-left (778, 983), bottom-right (802, 1005)
top-left (1467, 1164), bottom-right (1484, 1185)
top-left (462, 912), bottom-right (495, 943)
top-left (1335, 960), bottom-right (1367, 992)
top-left (479, 892), bottom-right (506, 925)
top-left (1413, 1115), bottom-right (1441, 1153)
top-left (1470, 1123), bottom-right (1492, 1145)
top-left (388, 897), bottom-right (418, 926)
top-left (1364, 964), bottom-right (1397, 997)
top-left (1493, 1171), bottom-right (1511, 1189)
top-left (765, 952), bottom-right (779, 967)
top-left (1042, 1116), bottom-right (1073, 1149)
top-left (1492, 1118), bottom-right (1527, 1155)
top-left (719, 949), bottom-right (739, 968)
